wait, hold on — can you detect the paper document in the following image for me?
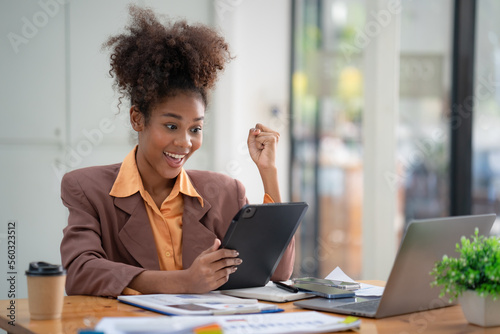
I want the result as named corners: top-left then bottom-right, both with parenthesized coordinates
top-left (96, 311), bottom-right (361, 334)
top-left (325, 267), bottom-right (385, 297)
top-left (118, 292), bottom-right (279, 315)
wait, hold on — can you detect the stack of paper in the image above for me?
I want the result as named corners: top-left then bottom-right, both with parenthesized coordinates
top-left (96, 311), bottom-right (361, 334)
top-left (325, 267), bottom-right (384, 297)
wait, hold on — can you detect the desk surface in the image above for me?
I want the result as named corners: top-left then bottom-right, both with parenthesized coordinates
top-left (0, 281), bottom-right (497, 334)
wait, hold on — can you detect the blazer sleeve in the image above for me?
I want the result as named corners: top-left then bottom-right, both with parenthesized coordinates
top-left (270, 238), bottom-right (295, 281)
top-left (261, 194), bottom-right (295, 281)
top-left (60, 171), bottom-right (145, 297)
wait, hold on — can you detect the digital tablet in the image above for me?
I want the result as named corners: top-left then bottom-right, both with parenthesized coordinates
top-left (218, 202), bottom-right (308, 290)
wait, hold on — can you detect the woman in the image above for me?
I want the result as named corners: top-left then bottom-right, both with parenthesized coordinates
top-left (59, 5), bottom-right (294, 297)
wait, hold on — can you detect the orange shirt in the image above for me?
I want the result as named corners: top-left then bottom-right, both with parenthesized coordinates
top-left (110, 147), bottom-right (203, 271)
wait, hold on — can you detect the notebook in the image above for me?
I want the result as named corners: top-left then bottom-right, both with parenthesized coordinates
top-left (294, 214), bottom-right (496, 318)
top-left (221, 281), bottom-right (315, 302)
top-left (117, 293), bottom-right (280, 316)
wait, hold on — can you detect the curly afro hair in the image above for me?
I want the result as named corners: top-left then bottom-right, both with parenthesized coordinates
top-left (103, 5), bottom-right (232, 122)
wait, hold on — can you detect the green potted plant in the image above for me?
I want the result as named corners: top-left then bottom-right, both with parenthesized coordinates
top-left (430, 228), bottom-right (500, 327)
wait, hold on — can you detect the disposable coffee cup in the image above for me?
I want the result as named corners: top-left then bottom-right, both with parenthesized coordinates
top-left (25, 262), bottom-right (66, 320)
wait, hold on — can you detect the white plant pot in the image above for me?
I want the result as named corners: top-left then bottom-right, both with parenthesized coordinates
top-left (459, 290), bottom-right (500, 327)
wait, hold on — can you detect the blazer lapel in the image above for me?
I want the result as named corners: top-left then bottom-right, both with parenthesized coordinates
top-left (114, 193), bottom-right (160, 270)
top-left (182, 195), bottom-right (215, 268)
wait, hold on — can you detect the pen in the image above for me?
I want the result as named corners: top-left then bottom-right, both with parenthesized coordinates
top-left (212, 306), bottom-right (262, 315)
top-left (273, 281), bottom-right (299, 293)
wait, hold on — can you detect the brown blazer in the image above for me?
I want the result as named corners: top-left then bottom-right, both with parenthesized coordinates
top-left (60, 164), bottom-right (294, 297)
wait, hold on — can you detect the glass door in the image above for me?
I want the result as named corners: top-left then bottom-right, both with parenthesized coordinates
top-left (291, 0), bottom-right (454, 279)
top-left (398, 0), bottom-right (453, 226)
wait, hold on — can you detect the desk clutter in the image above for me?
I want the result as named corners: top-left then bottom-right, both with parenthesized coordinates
top-left (0, 287), bottom-right (488, 333)
top-left (97, 267), bottom-right (367, 333)
top-left (93, 212), bottom-right (500, 331)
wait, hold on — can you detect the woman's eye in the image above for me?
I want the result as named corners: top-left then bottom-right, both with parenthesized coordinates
top-left (165, 124), bottom-right (177, 130)
top-left (191, 127), bottom-right (202, 133)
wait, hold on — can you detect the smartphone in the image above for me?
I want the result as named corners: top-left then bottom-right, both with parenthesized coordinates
top-left (292, 277), bottom-right (361, 290)
top-left (293, 283), bottom-right (355, 299)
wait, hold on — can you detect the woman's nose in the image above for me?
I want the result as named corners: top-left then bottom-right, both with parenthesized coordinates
top-left (173, 131), bottom-right (192, 148)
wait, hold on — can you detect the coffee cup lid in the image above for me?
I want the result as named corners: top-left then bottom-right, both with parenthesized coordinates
top-left (25, 262), bottom-right (66, 276)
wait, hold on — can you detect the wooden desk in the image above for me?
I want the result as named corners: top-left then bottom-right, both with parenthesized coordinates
top-left (0, 282), bottom-right (497, 334)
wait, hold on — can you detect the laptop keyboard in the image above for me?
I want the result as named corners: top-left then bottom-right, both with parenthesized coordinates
top-left (335, 299), bottom-right (380, 312)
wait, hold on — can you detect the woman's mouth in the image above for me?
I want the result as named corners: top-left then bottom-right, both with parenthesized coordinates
top-left (164, 151), bottom-right (186, 168)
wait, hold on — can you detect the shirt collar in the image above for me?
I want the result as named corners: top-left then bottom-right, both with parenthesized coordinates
top-left (109, 146), bottom-right (204, 207)
top-left (109, 146), bottom-right (142, 198)
top-left (176, 168), bottom-right (204, 207)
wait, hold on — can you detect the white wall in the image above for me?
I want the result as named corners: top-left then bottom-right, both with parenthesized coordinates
top-left (0, 0), bottom-right (291, 300)
top-left (213, 0), bottom-right (291, 203)
top-left (1, 0), bottom-right (68, 302)
top-left (361, 0), bottom-right (400, 280)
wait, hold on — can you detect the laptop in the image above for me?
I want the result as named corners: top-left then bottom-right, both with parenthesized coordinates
top-left (218, 202), bottom-right (308, 290)
top-left (294, 214), bottom-right (496, 318)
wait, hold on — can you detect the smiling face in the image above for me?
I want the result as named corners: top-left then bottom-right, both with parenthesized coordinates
top-left (131, 91), bottom-right (205, 189)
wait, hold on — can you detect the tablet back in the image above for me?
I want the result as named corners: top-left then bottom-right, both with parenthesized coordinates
top-left (218, 202), bottom-right (308, 290)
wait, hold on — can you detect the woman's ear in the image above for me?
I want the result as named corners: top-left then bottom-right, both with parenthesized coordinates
top-left (130, 106), bottom-right (144, 131)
